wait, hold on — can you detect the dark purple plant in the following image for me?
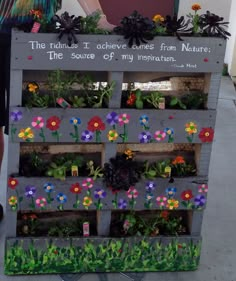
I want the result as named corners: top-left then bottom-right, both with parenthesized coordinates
top-left (10, 110), bottom-right (23, 122)
top-left (138, 132), bottom-right (152, 143)
top-left (118, 199), bottom-right (127, 209)
top-left (194, 194), bottom-right (206, 207)
top-left (145, 181), bottom-right (156, 192)
top-left (81, 130), bottom-right (93, 142)
top-left (106, 112), bottom-right (119, 127)
top-left (25, 185), bottom-right (36, 198)
top-left (94, 188), bottom-right (107, 199)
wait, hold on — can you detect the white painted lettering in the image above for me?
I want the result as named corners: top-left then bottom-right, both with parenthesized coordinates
top-left (47, 51), bottom-right (63, 60)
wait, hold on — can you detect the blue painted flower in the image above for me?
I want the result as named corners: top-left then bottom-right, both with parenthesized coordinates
top-left (138, 132), bottom-right (152, 143)
top-left (43, 183), bottom-right (55, 193)
top-left (56, 193), bottom-right (67, 203)
top-left (25, 185), bottom-right (36, 198)
top-left (194, 194), bottom-right (206, 207)
top-left (81, 130), bottom-right (93, 142)
top-left (118, 199), bottom-right (127, 209)
top-left (10, 110), bottom-right (23, 122)
top-left (165, 187), bottom-right (177, 198)
top-left (70, 117), bottom-right (81, 125)
top-left (106, 112), bottom-right (118, 126)
top-left (164, 128), bottom-right (174, 136)
top-left (145, 181), bottom-right (156, 192)
top-left (139, 115), bottom-right (149, 126)
top-left (145, 193), bottom-right (153, 201)
top-left (94, 188), bottom-right (107, 199)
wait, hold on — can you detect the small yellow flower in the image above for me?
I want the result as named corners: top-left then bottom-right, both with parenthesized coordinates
top-left (191, 3), bottom-right (201, 11)
top-left (27, 83), bottom-right (39, 93)
top-left (18, 127), bottom-right (34, 140)
top-left (124, 149), bottom-right (134, 159)
top-left (185, 122), bottom-right (198, 135)
top-left (153, 14), bottom-right (165, 22)
top-left (83, 196), bottom-right (93, 207)
top-left (107, 130), bottom-right (118, 141)
top-left (8, 196), bottom-right (17, 206)
top-left (167, 199), bottom-right (179, 210)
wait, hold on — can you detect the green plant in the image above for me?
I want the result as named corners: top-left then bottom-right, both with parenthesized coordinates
top-left (86, 161), bottom-right (103, 180)
top-left (48, 220), bottom-right (83, 237)
top-left (169, 96), bottom-right (187, 109)
top-left (145, 91), bottom-right (164, 108)
top-left (142, 161), bottom-right (157, 179)
top-left (154, 159), bottom-right (171, 178)
top-left (68, 96), bottom-right (86, 108)
top-left (181, 92), bottom-right (207, 109)
top-left (80, 11), bottom-right (110, 34)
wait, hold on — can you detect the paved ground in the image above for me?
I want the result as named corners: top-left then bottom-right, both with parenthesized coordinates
top-left (0, 76), bottom-right (236, 281)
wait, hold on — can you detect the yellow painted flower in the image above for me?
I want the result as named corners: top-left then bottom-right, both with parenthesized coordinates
top-left (167, 199), bottom-right (179, 210)
top-left (191, 3), bottom-right (201, 11)
top-left (153, 14), bottom-right (165, 22)
top-left (18, 127), bottom-right (34, 140)
top-left (185, 122), bottom-right (198, 135)
top-left (27, 82), bottom-right (39, 93)
top-left (83, 196), bottom-right (93, 207)
top-left (8, 196), bottom-right (17, 206)
top-left (107, 130), bottom-right (118, 141)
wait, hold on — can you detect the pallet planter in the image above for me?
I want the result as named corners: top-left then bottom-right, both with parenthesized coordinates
top-left (5, 30), bottom-right (225, 274)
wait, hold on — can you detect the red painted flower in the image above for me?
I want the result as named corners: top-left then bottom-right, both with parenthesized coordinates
top-left (46, 116), bottom-right (61, 131)
top-left (181, 190), bottom-right (194, 201)
top-left (70, 183), bottom-right (83, 194)
top-left (199, 127), bottom-right (214, 143)
top-left (87, 116), bottom-right (105, 132)
top-left (8, 177), bottom-right (19, 189)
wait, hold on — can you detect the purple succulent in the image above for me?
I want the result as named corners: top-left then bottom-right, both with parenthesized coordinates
top-left (25, 185), bottom-right (36, 198)
top-left (94, 188), bottom-right (107, 199)
top-left (138, 132), bottom-right (152, 143)
top-left (10, 110), bottom-right (23, 122)
top-left (118, 198), bottom-right (127, 209)
top-left (194, 194), bottom-right (206, 207)
top-left (81, 130), bottom-right (93, 142)
top-left (145, 181), bottom-right (156, 192)
top-left (106, 112), bottom-right (119, 126)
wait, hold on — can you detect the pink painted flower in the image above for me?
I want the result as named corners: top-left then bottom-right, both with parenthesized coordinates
top-left (82, 178), bottom-right (94, 189)
top-left (118, 113), bottom-right (130, 126)
top-left (35, 197), bottom-right (47, 208)
top-left (156, 196), bottom-right (167, 207)
top-left (126, 187), bottom-right (138, 199)
top-left (31, 116), bottom-right (44, 129)
top-left (154, 130), bottom-right (166, 141)
top-left (198, 184), bottom-right (208, 193)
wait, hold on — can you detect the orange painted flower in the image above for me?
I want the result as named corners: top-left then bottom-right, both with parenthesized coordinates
top-left (18, 127), bottom-right (34, 140)
top-left (153, 14), bottom-right (165, 22)
top-left (191, 3), bottom-right (201, 11)
top-left (83, 196), bottom-right (93, 208)
top-left (172, 156), bottom-right (185, 165)
top-left (27, 82), bottom-right (39, 93)
top-left (107, 130), bottom-right (118, 141)
top-left (167, 199), bottom-right (179, 210)
top-left (8, 196), bottom-right (17, 206)
top-left (185, 122), bottom-right (198, 135)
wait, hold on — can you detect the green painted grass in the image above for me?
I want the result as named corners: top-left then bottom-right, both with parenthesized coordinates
top-left (5, 238), bottom-right (201, 274)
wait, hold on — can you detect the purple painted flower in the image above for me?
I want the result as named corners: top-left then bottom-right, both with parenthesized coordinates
top-left (194, 194), bottom-right (206, 207)
top-left (146, 181), bottom-right (156, 192)
top-left (118, 199), bottom-right (127, 209)
top-left (94, 188), bottom-right (107, 199)
top-left (10, 110), bottom-right (23, 122)
top-left (25, 185), bottom-right (36, 198)
top-left (106, 112), bottom-right (118, 126)
top-left (81, 130), bottom-right (93, 142)
top-left (138, 132), bottom-right (152, 143)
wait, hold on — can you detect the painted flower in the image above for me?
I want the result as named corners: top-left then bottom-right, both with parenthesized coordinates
top-left (8, 196), bottom-right (17, 206)
top-left (153, 14), bottom-right (165, 22)
top-left (126, 187), bottom-right (138, 199)
top-left (87, 116), bottom-right (105, 132)
top-left (35, 197), bottom-right (47, 208)
top-left (192, 3), bottom-right (201, 11)
top-left (185, 122), bottom-right (198, 135)
top-left (199, 127), bottom-right (214, 143)
top-left (118, 199), bottom-right (127, 209)
top-left (194, 194), bottom-right (206, 207)
top-left (10, 110), bottom-right (23, 122)
top-left (145, 193), bottom-right (153, 201)
top-left (8, 177), bottom-right (19, 189)
top-left (70, 183), bottom-right (83, 194)
top-left (43, 183), bottom-right (55, 193)
top-left (83, 196), bottom-right (93, 207)
top-left (25, 185), bottom-right (36, 198)
top-left (106, 112), bottom-right (118, 126)
top-left (172, 156), bottom-right (185, 165)
top-left (164, 128), bottom-right (174, 136)
top-left (94, 188), bottom-right (107, 199)
top-left (46, 116), bottom-right (61, 131)
top-left (18, 127), bottom-right (34, 140)
top-left (31, 116), bottom-right (44, 129)
top-left (139, 115), bottom-right (149, 126)
top-left (154, 130), bottom-right (166, 141)
top-left (107, 130), bottom-right (118, 141)
top-left (198, 184), bottom-right (208, 193)
top-left (167, 199), bottom-right (179, 210)
top-left (156, 196), bottom-right (167, 207)
top-left (56, 193), bottom-right (67, 204)
top-left (82, 178), bottom-right (94, 189)
top-left (165, 187), bottom-right (177, 198)
top-left (70, 117), bottom-right (81, 125)
top-left (138, 131), bottom-right (152, 143)
top-left (145, 181), bottom-right (156, 192)
top-left (81, 130), bottom-right (93, 142)
top-left (27, 82), bottom-right (39, 93)
top-left (181, 190), bottom-right (194, 201)
top-left (118, 113), bottom-right (130, 125)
